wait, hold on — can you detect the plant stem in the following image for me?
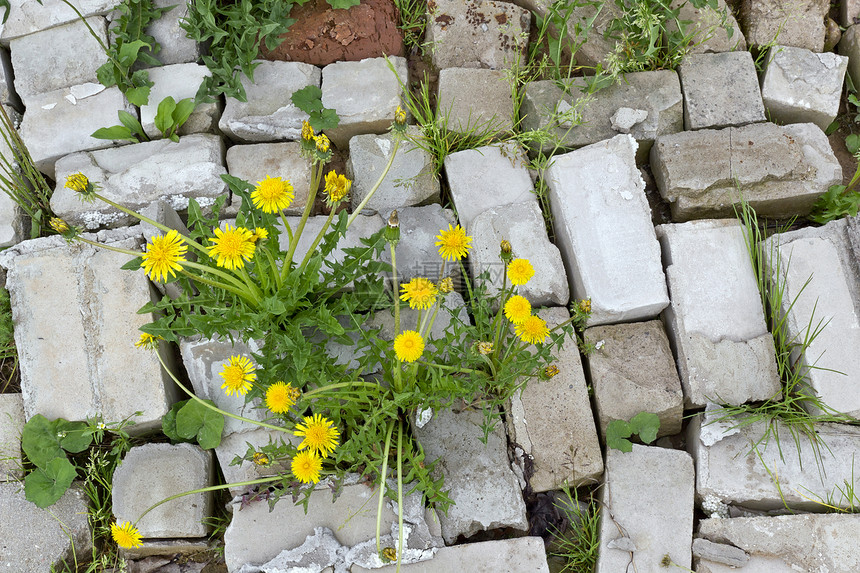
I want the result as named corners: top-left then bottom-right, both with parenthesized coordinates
top-left (178, 268), bottom-right (255, 304)
top-left (458, 259), bottom-right (474, 308)
top-left (396, 419), bottom-right (404, 573)
top-left (302, 380), bottom-right (380, 398)
top-left (376, 420), bottom-right (396, 557)
top-left (299, 207), bottom-right (336, 272)
top-left (283, 161), bottom-right (323, 282)
top-left (348, 138), bottom-right (402, 228)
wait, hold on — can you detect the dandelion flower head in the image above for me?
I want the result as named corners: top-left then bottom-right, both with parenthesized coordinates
top-left (504, 295), bottom-right (532, 324)
top-left (294, 413), bottom-right (340, 458)
top-left (393, 330), bottom-right (424, 362)
top-left (292, 450), bottom-right (322, 484)
top-left (208, 224), bottom-right (256, 270)
top-left (515, 315), bottom-right (550, 345)
top-left (266, 381), bottom-right (301, 414)
top-left (64, 172), bottom-right (89, 193)
top-left (141, 229), bottom-right (187, 283)
top-left (400, 277), bottom-right (438, 310)
top-left (508, 258), bottom-right (534, 286)
top-left (111, 521), bottom-right (142, 548)
top-left (324, 171), bottom-right (351, 204)
top-left (315, 134), bottom-right (330, 153)
top-left (252, 175), bottom-right (294, 213)
top-left (435, 224), bottom-right (472, 261)
top-left (220, 355), bottom-right (256, 397)
top-left (134, 332), bottom-right (162, 350)
top-left (49, 217), bottom-right (70, 234)
top-left (301, 120), bottom-right (315, 142)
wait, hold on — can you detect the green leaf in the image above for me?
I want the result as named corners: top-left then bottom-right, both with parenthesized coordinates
top-left (326, 0), bottom-right (360, 9)
top-left (162, 400), bottom-right (186, 442)
top-left (309, 108), bottom-right (339, 131)
top-left (154, 96), bottom-right (177, 135)
top-left (175, 399), bottom-right (224, 449)
top-left (24, 457), bottom-right (77, 508)
top-left (605, 420), bottom-right (633, 453)
top-left (171, 98), bottom-right (196, 130)
top-left (846, 134), bottom-right (860, 155)
top-left (125, 84), bottom-right (151, 107)
top-left (56, 420), bottom-right (93, 453)
top-left (21, 414), bottom-right (65, 469)
top-left (629, 411), bottom-right (660, 444)
top-left (118, 110), bottom-right (143, 134)
top-left (91, 125), bottom-right (137, 142)
top-left (291, 85), bottom-right (324, 114)
top-left (824, 121), bottom-right (840, 136)
top-left (122, 256), bottom-right (143, 271)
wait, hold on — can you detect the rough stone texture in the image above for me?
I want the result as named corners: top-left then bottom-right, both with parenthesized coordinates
top-left (520, 71), bottom-right (683, 162)
top-left (0, 481), bottom-right (92, 572)
top-left (651, 122), bottom-right (842, 220)
top-left (391, 204), bottom-right (459, 283)
top-left (763, 220), bottom-right (860, 418)
top-left (113, 443), bottom-right (214, 538)
top-left (507, 308), bottom-right (602, 492)
top-left (0, 0), bottom-right (116, 44)
top-left (352, 537), bottom-right (551, 573)
top-left (697, 514), bottom-right (860, 572)
top-left (51, 134), bottom-right (228, 230)
top-left (656, 220), bottom-right (781, 407)
top-left (19, 85), bottom-right (133, 178)
top-left (219, 61), bottom-right (320, 143)
top-left (413, 407), bottom-right (528, 543)
top-left (585, 320), bottom-right (683, 439)
top-left (321, 56), bottom-right (407, 149)
top-left (0, 49), bottom-right (19, 111)
top-left (0, 393), bottom-right (23, 481)
top-left (0, 233), bottom-right (178, 433)
top-left (678, 51), bottom-right (766, 130)
top-left (761, 45), bottom-right (848, 130)
top-left (667, 0), bottom-right (746, 54)
top-left (844, 0), bottom-right (860, 26)
top-left (225, 142), bottom-right (312, 217)
top-left (143, 0), bottom-right (200, 65)
top-left (444, 142), bottom-right (534, 232)
top-left (839, 25), bottom-right (860, 88)
top-left (347, 126), bottom-right (439, 215)
top-left (0, 183), bottom-right (25, 248)
top-left (688, 411), bottom-right (860, 511)
top-left (436, 67), bottom-right (515, 135)
top-left (692, 538), bottom-right (749, 569)
top-left (425, 0), bottom-right (530, 70)
top-left (119, 539), bottom-right (210, 561)
top-left (469, 200), bottom-right (569, 307)
top-left (596, 445), bottom-right (694, 573)
top-left (546, 135), bottom-right (669, 325)
top-left (215, 428), bottom-right (292, 496)
top-left (141, 64), bottom-right (220, 139)
top-left (740, 0), bottom-right (829, 52)
top-left (259, 0), bottom-right (404, 67)
top-left (10, 17), bottom-right (106, 106)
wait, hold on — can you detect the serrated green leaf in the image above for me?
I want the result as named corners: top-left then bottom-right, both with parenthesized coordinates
top-left (154, 96), bottom-right (177, 135)
top-left (24, 457), bottom-right (77, 508)
top-left (125, 84), bottom-right (151, 107)
top-left (629, 411), bottom-right (660, 444)
top-left (291, 85), bottom-right (324, 114)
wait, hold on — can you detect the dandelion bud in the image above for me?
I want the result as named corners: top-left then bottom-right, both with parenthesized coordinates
top-left (65, 172), bottom-right (98, 203)
top-left (301, 120), bottom-right (314, 142)
top-left (384, 209), bottom-right (400, 245)
top-left (500, 239), bottom-right (512, 262)
top-left (578, 299), bottom-right (592, 314)
top-left (252, 452), bottom-right (271, 466)
top-left (477, 341), bottom-right (494, 355)
top-left (315, 134), bottom-right (330, 153)
top-left (49, 217), bottom-right (70, 234)
top-left (382, 547), bottom-right (397, 562)
top-left (544, 364), bottom-right (560, 379)
top-left (394, 106), bottom-right (407, 126)
top-left (438, 277), bottom-right (454, 294)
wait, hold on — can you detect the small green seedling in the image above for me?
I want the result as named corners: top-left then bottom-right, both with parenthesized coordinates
top-left (606, 411), bottom-right (660, 453)
top-left (92, 97), bottom-right (196, 143)
top-left (291, 85), bottom-right (340, 132)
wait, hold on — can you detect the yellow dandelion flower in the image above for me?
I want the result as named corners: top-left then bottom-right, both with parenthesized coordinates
top-left (315, 134), bottom-right (330, 153)
top-left (111, 521), bottom-right (142, 548)
top-left (294, 413), bottom-right (340, 458)
top-left (504, 295), bottom-right (532, 324)
top-left (220, 355), bottom-right (256, 397)
top-left (252, 175), bottom-right (294, 213)
top-left (49, 217), bottom-right (69, 234)
top-left (141, 229), bottom-right (187, 283)
top-left (508, 258), bottom-right (534, 286)
top-left (292, 450), bottom-right (322, 484)
top-left (393, 330), bottom-right (424, 362)
top-left (301, 120), bottom-right (315, 142)
top-left (438, 277), bottom-right (454, 293)
top-left (435, 224), bottom-right (472, 261)
top-left (207, 224), bottom-right (256, 270)
top-left (324, 171), bottom-right (351, 204)
top-left (266, 381), bottom-right (301, 414)
top-left (515, 315), bottom-right (550, 345)
top-left (252, 452), bottom-right (270, 466)
top-left (252, 227), bottom-right (269, 242)
top-left (394, 106), bottom-right (407, 125)
top-left (399, 277), bottom-right (438, 310)
top-left (578, 299), bottom-right (592, 314)
top-left (64, 172), bottom-right (89, 193)
top-left (134, 332), bottom-right (162, 350)
top-left (544, 365), bottom-right (560, 378)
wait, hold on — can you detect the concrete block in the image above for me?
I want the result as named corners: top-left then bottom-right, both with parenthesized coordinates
top-left (444, 141), bottom-right (534, 232)
top-left (595, 445), bottom-right (694, 573)
top-left (0, 481), bottom-right (91, 571)
top-left (667, 0), bottom-right (746, 54)
top-left (839, 25), bottom-right (860, 88)
top-left (761, 45), bottom-right (848, 130)
top-left (141, 64), bottom-right (220, 139)
top-left (678, 51), bottom-right (766, 130)
top-left (347, 126), bottom-right (439, 215)
top-left (413, 407), bottom-right (528, 543)
top-left (225, 141), bottom-right (312, 217)
top-left (219, 61), bottom-right (320, 143)
top-left (469, 200), bottom-right (569, 307)
top-left (119, 539), bottom-right (209, 561)
top-left (425, 0), bottom-right (530, 70)
top-left (507, 308), bottom-right (603, 492)
top-left (688, 411), bottom-right (860, 511)
top-left (546, 134), bottom-right (669, 325)
top-left (436, 68), bottom-right (515, 135)
top-left (740, 0), bottom-right (829, 52)
top-left (390, 204), bottom-right (459, 283)
top-left (697, 514), bottom-right (860, 572)
top-left (215, 428), bottom-right (292, 497)
top-left (763, 220), bottom-right (860, 418)
top-left (0, 233), bottom-right (178, 433)
top-left (0, 393), bottom-right (23, 481)
top-left (656, 220), bottom-right (781, 407)
top-left (113, 443), bottom-right (213, 537)
top-left (321, 56), bottom-right (407, 149)
top-left (651, 122), bottom-right (842, 220)
top-left (51, 133), bottom-right (228, 230)
top-left (585, 320), bottom-right (683, 439)
top-left (0, 184), bottom-right (26, 248)
top-left (0, 0), bottom-right (115, 44)
top-left (520, 71), bottom-right (683, 162)
top-left (0, 48), bottom-right (19, 110)
top-left (19, 85), bottom-right (133, 178)
top-left (144, 0), bottom-right (201, 65)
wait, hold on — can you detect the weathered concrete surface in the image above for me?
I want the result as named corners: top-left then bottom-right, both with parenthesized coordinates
top-left (740, 0), bottom-right (830, 52)
top-left (0, 0), bottom-right (115, 44)
top-left (215, 428), bottom-right (292, 496)
top-left (546, 134), bottom-right (669, 325)
top-left (225, 141), bottom-right (312, 217)
top-left (391, 204), bottom-right (459, 283)
top-left (651, 122), bottom-right (841, 220)
top-left (0, 393), bottom-right (23, 481)
top-left (667, 0), bottom-right (746, 54)
top-left (839, 25), bottom-right (860, 88)
top-left (141, 63), bottom-right (220, 139)
top-left (144, 0), bottom-right (201, 65)
top-left (436, 67), bottom-right (515, 134)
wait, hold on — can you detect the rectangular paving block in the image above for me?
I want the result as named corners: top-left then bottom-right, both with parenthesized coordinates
top-left (141, 63), bottom-right (220, 139)
top-left (144, 0), bottom-right (201, 65)
top-left (0, 232), bottom-right (179, 433)
top-left (546, 134), bottom-right (669, 325)
top-left (651, 122), bottom-right (842, 220)
top-left (0, 393), bottom-right (24, 481)
top-left (225, 141), bottom-right (311, 217)
top-left (388, 204), bottom-right (459, 284)
top-left (51, 133), bottom-right (228, 230)
top-left (0, 0), bottom-right (116, 44)
top-left (688, 411), bottom-right (860, 511)
top-left (596, 445), bottom-right (694, 573)
top-left (436, 68), bottom-right (515, 135)
top-left (507, 308), bottom-right (603, 492)
top-left (740, 0), bottom-right (829, 52)
top-left (763, 219), bottom-right (860, 418)
top-left (657, 220), bottom-right (780, 407)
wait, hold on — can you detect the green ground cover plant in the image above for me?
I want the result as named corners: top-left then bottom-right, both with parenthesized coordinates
top-left (548, 487), bottom-right (600, 573)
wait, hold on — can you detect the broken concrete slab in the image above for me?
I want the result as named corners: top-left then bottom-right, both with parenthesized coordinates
top-left (667, 0), bottom-right (746, 54)
top-left (225, 141), bottom-right (312, 217)
top-left (436, 67), bottom-right (515, 135)
top-left (140, 63), bottom-right (220, 139)
top-left (0, 393), bottom-right (24, 481)
top-left (144, 0), bottom-right (201, 65)
top-left (0, 0), bottom-right (115, 44)
top-left (216, 428), bottom-right (292, 497)
top-left (390, 204), bottom-right (459, 284)
top-left (740, 0), bottom-right (830, 52)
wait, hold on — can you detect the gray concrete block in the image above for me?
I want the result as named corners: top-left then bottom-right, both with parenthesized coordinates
top-left (678, 51), bottom-right (766, 130)
top-left (347, 126), bottom-right (439, 215)
top-left (839, 25), bottom-right (860, 88)
top-left (225, 141), bottom-right (311, 217)
top-left (0, 0), bottom-right (115, 44)
top-left (390, 204), bottom-right (458, 283)
top-left (0, 48), bottom-right (20, 110)
top-left (425, 0), bottom-right (530, 70)
top-left (219, 61), bottom-right (320, 143)
top-left (436, 67), bottom-right (515, 135)
top-left (546, 134), bottom-right (669, 325)
top-left (667, 0), bottom-right (746, 54)
top-left (656, 220), bottom-right (781, 407)
top-left (144, 0), bottom-right (201, 65)
top-left (0, 393), bottom-right (23, 481)
top-left (321, 56), bottom-right (407, 149)
top-left (215, 428), bottom-right (292, 497)
top-left (651, 122), bottom-right (842, 220)
top-left (113, 443), bottom-right (214, 538)
top-left (585, 320), bottom-right (683, 439)
top-left (507, 308), bottom-right (603, 492)
top-left (141, 64), bottom-right (220, 139)
top-left (740, 0), bottom-right (829, 52)
top-left (51, 133), bottom-right (228, 230)
top-left (595, 445), bottom-right (694, 573)
top-left (0, 183), bottom-right (26, 248)
top-left (277, 213), bottom-right (384, 273)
